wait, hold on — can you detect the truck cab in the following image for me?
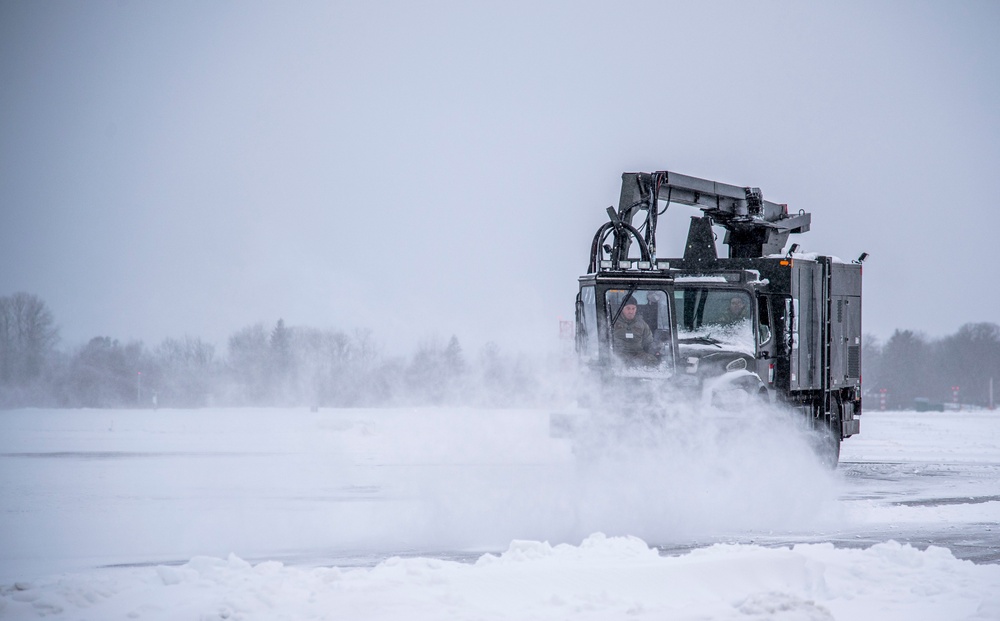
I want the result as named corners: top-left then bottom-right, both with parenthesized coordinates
top-left (577, 268), bottom-right (772, 405)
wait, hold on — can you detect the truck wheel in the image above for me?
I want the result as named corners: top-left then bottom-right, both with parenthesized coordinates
top-left (814, 398), bottom-right (843, 468)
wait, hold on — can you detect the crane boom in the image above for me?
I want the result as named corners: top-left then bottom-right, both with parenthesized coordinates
top-left (616, 171), bottom-right (811, 259)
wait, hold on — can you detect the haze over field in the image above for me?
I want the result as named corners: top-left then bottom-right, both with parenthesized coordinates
top-left (1, 1), bottom-right (998, 354)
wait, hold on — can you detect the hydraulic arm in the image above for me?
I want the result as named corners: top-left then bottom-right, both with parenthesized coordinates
top-left (615, 171), bottom-right (812, 260)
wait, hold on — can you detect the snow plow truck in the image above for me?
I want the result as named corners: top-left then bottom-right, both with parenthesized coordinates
top-left (567, 171), bottom-right (865, 464)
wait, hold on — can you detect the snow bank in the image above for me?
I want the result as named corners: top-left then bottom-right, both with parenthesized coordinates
top-left (3, 533), bottom-right (998, 620)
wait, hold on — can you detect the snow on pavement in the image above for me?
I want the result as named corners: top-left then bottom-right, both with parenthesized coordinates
top-left (1, 406), bottom-right (999, 619)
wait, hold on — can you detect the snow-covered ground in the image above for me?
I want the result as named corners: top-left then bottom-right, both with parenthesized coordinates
top-left (1, 405), bottom-right (998, 619)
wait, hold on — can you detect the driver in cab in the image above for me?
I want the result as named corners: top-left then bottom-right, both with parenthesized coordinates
top-left (612, 296), bottom-right (657, 366)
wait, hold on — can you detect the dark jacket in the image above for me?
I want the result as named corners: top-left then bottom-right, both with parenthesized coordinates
top-left (612, 315), bottom-right (654, 361)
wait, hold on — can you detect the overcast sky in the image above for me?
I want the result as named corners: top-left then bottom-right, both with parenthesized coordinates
top-left (2, 1), bottom-right (997, 355)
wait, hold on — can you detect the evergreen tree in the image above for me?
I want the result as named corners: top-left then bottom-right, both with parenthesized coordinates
top-left (444, 335), bottom-right (465, 376)
top-left (880, 330), bottom-right (931, 408)
top-left (269, 319), bottom-right (294, 401)
top-left (227, 323), bottom-right (270, 404)
top-left (939, 323), bottom-right (1000, 406)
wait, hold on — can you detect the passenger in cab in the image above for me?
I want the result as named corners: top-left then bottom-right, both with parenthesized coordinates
top-left (717, 295), bottom-right (750, 325)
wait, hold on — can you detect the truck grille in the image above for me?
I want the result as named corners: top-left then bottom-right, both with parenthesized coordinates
top-left (847, 345), bottom-right (860, 378)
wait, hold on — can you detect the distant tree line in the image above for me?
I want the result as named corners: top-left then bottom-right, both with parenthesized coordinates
top-left (0, 292), bottom-right (567, 409)
top-left (2, 292), bottom-right (997, 410)
top-left (862, 324), bottom-right (1000, 409)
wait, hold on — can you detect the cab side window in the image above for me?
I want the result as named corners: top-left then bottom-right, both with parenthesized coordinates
top-left (577, 286), bottom-right (598, 360)
top-left (757, 296), bottom-right (771, 346)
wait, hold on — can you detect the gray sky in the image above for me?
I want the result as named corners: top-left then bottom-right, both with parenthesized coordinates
top-left (2, 1), bottom-right (997, 355)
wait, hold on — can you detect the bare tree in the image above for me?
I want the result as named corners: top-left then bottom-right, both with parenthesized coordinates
top-left (0, 292), bottom-right (59, 385)
top-left (154, 336), bottom-right (217, 407)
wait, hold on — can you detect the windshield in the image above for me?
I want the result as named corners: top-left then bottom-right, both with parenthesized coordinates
top-left (606, 289), bottom-right (671, 331)
top-left (674, 287), bottom-right (754, 354)
top-left (604, 288), bottom-right (673, 370)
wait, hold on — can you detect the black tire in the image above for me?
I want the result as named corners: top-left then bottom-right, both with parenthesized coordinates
top-left (812, 400), bottom-right (842, 468)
